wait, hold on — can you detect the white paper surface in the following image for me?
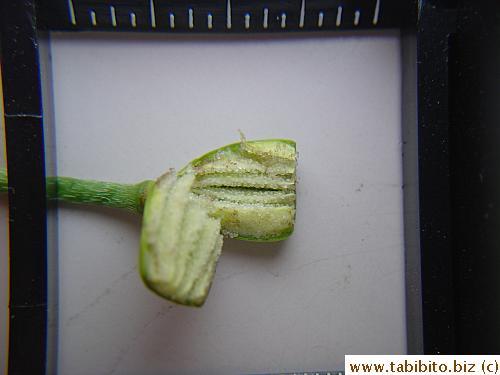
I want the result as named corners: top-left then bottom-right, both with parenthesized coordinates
top-left (49, 31), bottom-right (406, 375)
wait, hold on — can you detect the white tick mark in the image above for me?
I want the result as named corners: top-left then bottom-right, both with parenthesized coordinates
top-left (281, 13), bottom-right (286, 28)
top-left (354, 10), bottom-right (360, 25)
top-left (263, 8), bottom-right (268, 28)
top-left (150, 0), bottom-right (156, 27)
top-left (207, 13), bottom-right (213, 29)
top-left (130, 12), bottom-right (137, 27)
top-left (110, 6), bottom-right (116, 27)
top-left (67, 0), bottom-right (76, 25)
top-left (188, 8), bottom-right (194, 28)
top-left (336, 5), bottom-right (342, 26)
top-left (299, 0), bottom-right (305, 27)
top-left (318, 11), bottom-right (324, 27)
top-left (169, 12), bottom-right (175, 28)
top-left (244, 13), bottom-right (250, 29)
top-left (90, 10), bottom-right (97, 26)
top-left (226, 0), bottom-right (232, 29)
top-left (373, 0), bottom-right (380, 25)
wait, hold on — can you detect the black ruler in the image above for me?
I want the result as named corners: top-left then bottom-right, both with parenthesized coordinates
top-left (36, 0), bottom-right (414, 32)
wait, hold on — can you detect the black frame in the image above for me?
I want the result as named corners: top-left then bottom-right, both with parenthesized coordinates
top-left (417, 1), bottom-right (500, 354)
top-left (1, 0), bottom-right (499, 373)
top-left (1, 1), bottom-right (48, 374)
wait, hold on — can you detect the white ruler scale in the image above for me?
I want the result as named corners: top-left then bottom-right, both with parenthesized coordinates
top-left (38, 0), bottom-right (412, 32)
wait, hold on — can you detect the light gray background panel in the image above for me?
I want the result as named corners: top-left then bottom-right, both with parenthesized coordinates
top-left (35, 31), bottom-right (404, 375)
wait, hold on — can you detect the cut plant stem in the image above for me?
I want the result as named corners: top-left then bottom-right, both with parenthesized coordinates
top-left (45, 175), bottom-right (154, 214)
top-left (0, 168), bottom-right (153, 214)
top-left (0, 138), bottom-right (297, 306)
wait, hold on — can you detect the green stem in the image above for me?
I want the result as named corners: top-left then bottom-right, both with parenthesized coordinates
top-left (0, 168), bottom-right (154, 214)
top-left (0, 168), bottom-right (7, 193)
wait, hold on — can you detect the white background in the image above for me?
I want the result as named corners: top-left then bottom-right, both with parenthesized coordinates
top-left (2, 30), bottom-right (407, 375)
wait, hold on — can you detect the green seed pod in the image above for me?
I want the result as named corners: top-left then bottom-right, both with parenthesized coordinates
top-left (140, 139), bottom-right (297, 305)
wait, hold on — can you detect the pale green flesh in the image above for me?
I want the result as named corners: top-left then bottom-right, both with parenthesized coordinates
top-left (140, 172), bottom-right (223, 306)
top-left (169, 203), bottom-right (207, 291)
top-left (191, 187), bottom-right (295, 205)
top-left (193, 157), bottom-right (295, 177)
top-left (181, 139), bottom-right (297, 242)
top-left (194, 175), bottom-right (295, 191)
top-left (195, 195), bottom-right (295, 240)
top-left (189, 234), bottom-right (223, 304)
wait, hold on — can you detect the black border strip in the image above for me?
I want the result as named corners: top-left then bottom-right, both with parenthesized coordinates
top-left (448, 1), bottom-right (500, 353)
top-left (417, 1), bottom-right (457, 354)
top-left (1, 0), bottom-right (48, 374)
top-left (418, 0), bottom-right (500, 354)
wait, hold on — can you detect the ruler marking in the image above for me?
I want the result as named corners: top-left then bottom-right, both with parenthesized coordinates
top-left (226, 0), bottom-right (232, 29)
top-left (110, 6), bottom-right (117, 27)
top-left (169, 12), bottom-right (175, 28)
top-left (207, 13), bottom-right (213, 29)
top-left (244, 13), bottom-right (250, 29)
top-left (373, 0), bottom-right (380, 25)
top-left (354, 10), bottom-right (360, 26)
top-left (130, 12), bottom-right (137, 27)
top-left (90, 10), bottom-right (97, 26)
top-left (188, 8), bottom-right (194, 28)
top-left (150, 0), bottom-right (156, 28)
top-left (67, 0), bottom-right (76, 25)
top-left (281, 13), bottom-right (286, 28)
top-left (336, 6), bottom-right (342, 26)
top-left (299, 0), bottom-right (305, 28)
top-left (263, 8), bottom-right (268, 29)
top-left (317, 11), bottom-right (324, 27)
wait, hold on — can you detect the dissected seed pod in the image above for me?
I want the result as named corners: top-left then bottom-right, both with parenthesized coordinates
top-left (140, 139), bottom-right (297, 306)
